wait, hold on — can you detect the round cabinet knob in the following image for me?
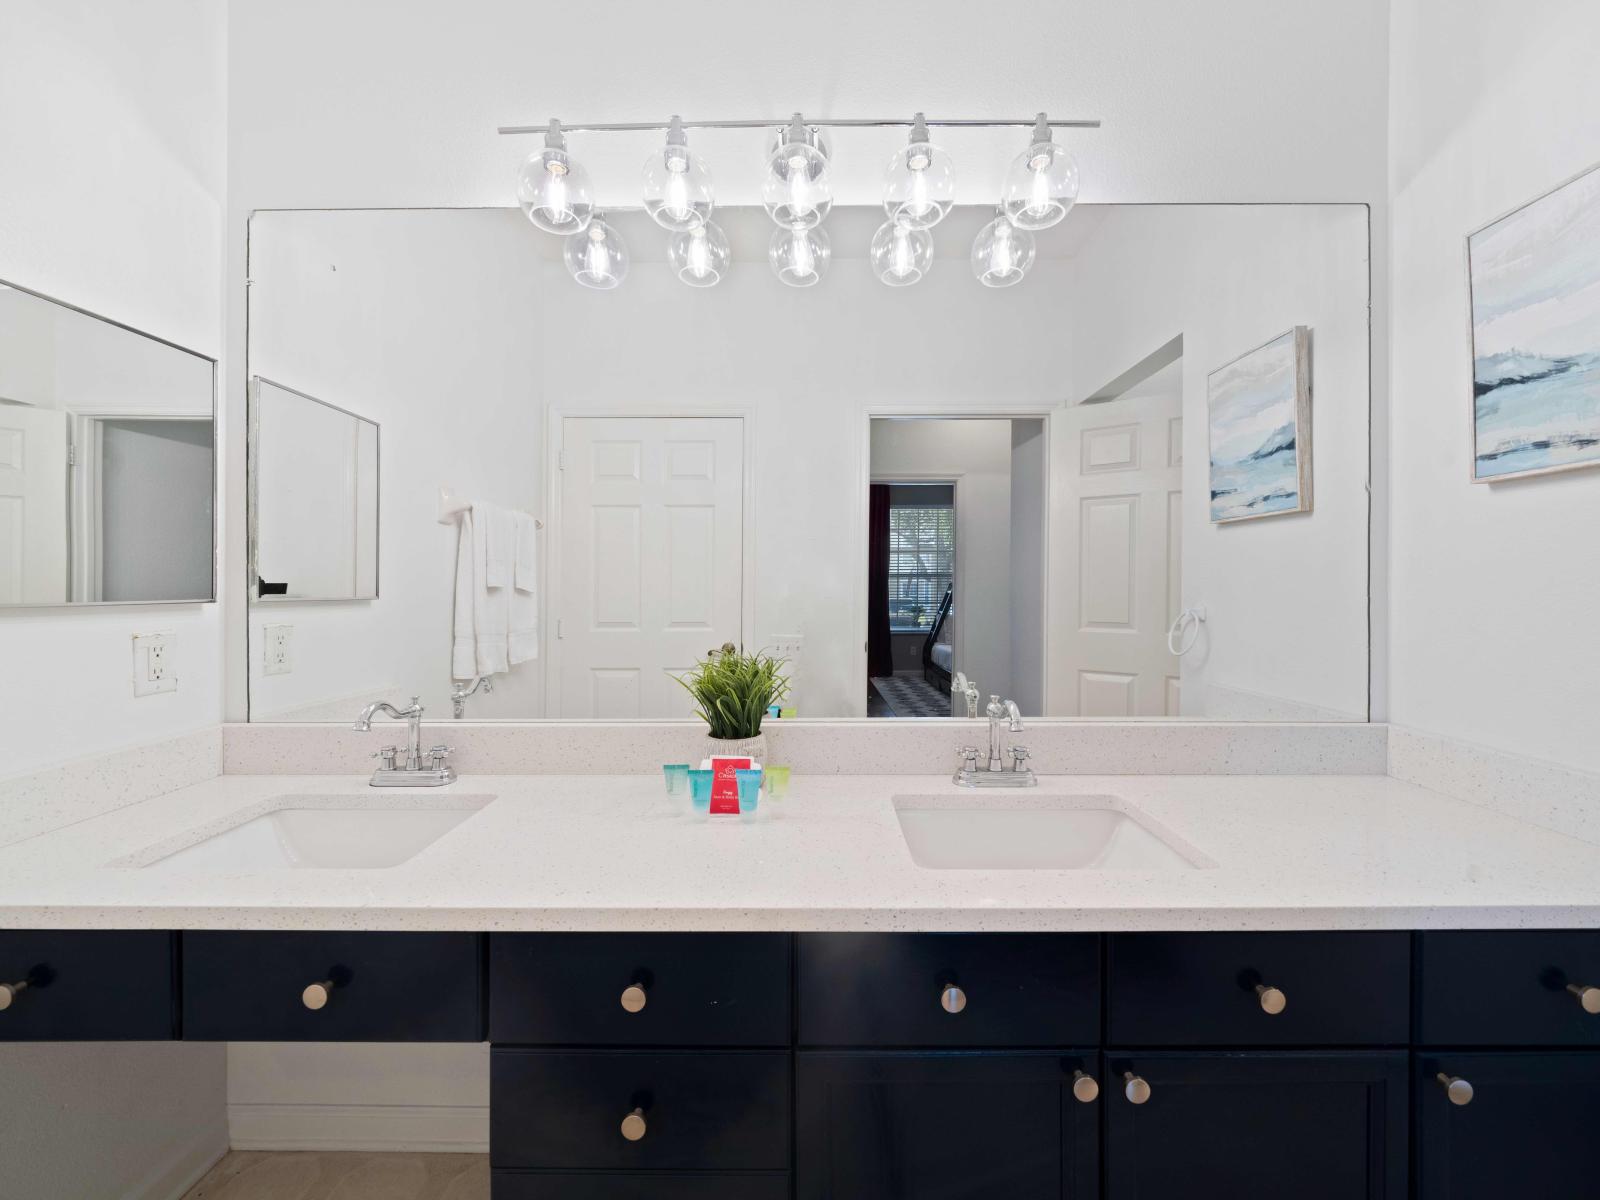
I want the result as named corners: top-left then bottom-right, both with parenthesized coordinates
top-left (1255, 983), bottom-right (1288, 1015)
top-left (620, 983), bottom-right (648, 1014)
top-left (1123, 1072), bottom-right (1151, 1105)
top-left (301, 980), bottom-right (336, 1011)
top-left (0, 980), bottom-right (29, 1011)
top-left (1437, 1073), bottom-right (1474, 1106)
top-left (1071, 1070), bottom-right (1100, 1104)
top-left (620, 1107), bottom-right (648, 1141)
top-left (1567, 983), bottom-right (1600, 1015)
top-left (940, 983), bottom-right (967, 1014)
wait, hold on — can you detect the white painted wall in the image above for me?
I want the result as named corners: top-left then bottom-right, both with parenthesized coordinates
top-left (1058, 205), bottom-right (1371, 721)
top-left (872, 419), bottom-right (1020, 707)
top-left (0, 0), bottom-right (226, 774)
top-left (1388, 0), bottom-right (1600, 772)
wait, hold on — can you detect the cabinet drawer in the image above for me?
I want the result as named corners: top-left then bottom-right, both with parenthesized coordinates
top-left (491, 1049), bottom-right (789, 1171)
top-left (490, 933), bottom-right (788, 1046)
top-left (181, 932), bottom-right (482, 1041)
top-left (1104, 1051), bottom-right (1408, 1199)
top-left (492, 1172), bottom-right (789, 1199)
top-left (1419, 931), bottom-right (1600, 1045)
top-left (798, 933), bottom-right (1099, 1046)
top-left (1416, 1051), bottom-right (1600, 1197)
top-left (1108, 932), bottom-right (1410, 1045)
top-left (0, 931), bottom-right (174, 1040)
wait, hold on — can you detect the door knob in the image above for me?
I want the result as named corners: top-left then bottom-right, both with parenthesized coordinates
top-left (620, 1107), bottom-right (648, 1141)
top-left (301, 979), bottom-right (337, 1010)
top-left (939, 983), bottom-right (967, 1014)
top-left (1436, 1073), bottom-right (1474, 1106)
top-left (1071, 1070), bottom-right (1100, 1103)
top-left (620, 983), bottom-right (648, 1013)
top-left (1123, 1071), bottom-right (1151, 1105)
top-left (1254, 983), bottom-right (1287, 1015)
top-left (1567, 983), bottom-right (1600, 1014)
top-left (0, 980), bottom-right (29, 1010)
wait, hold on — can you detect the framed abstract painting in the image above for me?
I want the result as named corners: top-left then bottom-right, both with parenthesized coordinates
top-left (1468, 160), bottom-right (1600, 482)
top-left (1207, 326), bottom-right (1313, 523)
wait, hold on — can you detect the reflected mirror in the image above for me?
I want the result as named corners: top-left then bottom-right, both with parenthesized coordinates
top-left (0, 279), bottom-right (215, 606)
top-left (249, 378), bottom-right (379, 603)
top-left (247, 203), bottom-right (1369, 722)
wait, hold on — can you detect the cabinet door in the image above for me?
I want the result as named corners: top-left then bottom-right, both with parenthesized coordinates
top-left (1417, 1052), bottom-right (1600, 1198)
top-left (797, 1051), bottom-right (1099, 1200)
top-left (1105, 1052), bottom-right (1406, 1199)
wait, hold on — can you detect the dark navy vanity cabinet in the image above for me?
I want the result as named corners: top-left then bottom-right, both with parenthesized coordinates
top-left (8, 926), bottom-right (1600, 1197)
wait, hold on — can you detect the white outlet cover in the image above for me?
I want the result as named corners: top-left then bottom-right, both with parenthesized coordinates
top-left (263, 624), bottom-right (293, 675)
top-left (132, 633), bottom-right (177, 697)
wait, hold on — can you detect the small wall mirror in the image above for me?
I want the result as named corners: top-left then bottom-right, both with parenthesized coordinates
top-left (0, 279), bottom-right (215, 606)
top-left (249, 378), bottom-right (380, 603)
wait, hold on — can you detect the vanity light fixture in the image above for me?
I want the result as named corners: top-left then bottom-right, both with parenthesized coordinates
top-left (971, 209), bottom-right (1036, 287)
top-left (642, 116), bottom-right (714, 232)
top-left (517, 120), bottom-right (594, 234)
top-left (1000, 112), bottom-right (1080, 230)
top-left (669, 219), bottom-right (731, 287)
top-left (770, 224), bottom-right (830, 287)
top-left (871, 219), bottom-right (933, 287)
top-left (883, 113), bottom-right (954, 230)
top-left (564, 212), bottom-right (629, 289)
top-left (762, 114), bottom-right (833, 231)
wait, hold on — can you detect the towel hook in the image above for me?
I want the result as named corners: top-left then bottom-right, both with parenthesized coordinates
top-left (1167, 606), bottom-right (1207, 656)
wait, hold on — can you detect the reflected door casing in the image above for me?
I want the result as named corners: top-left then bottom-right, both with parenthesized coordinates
top-left (0, 404), bottom-right (70, 605)
top-left (555, 417), bottom-right (744, 718)
top-left (1058, 378), bottom-right (1185, 717)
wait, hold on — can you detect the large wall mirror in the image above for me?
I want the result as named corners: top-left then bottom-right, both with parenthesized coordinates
top-left (0, 279), bottom-right (215, 606)
top-left (246, 204), bottom-right (1369, 722)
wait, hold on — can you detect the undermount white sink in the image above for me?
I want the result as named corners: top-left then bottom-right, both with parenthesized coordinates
top-left (894, 795), bottom-right (1207, 870)
top-left (124, 795), bottom-right (494, 871)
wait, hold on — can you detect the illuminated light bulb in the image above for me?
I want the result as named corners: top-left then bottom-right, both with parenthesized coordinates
top-left (563, 213), bottom-right (628, 289)
top-left (870, 219), bottom-right (933, 287)
top-left (769, 225), bottom-right (830, 287)
top-left (1000, 113), bottom-right (1079, 231)
top-left (668, 219), bottom-right (730, 287)
top-left (518, 120), bottom-right (593, 234)
top-left (972, 211), bottom-right (1035, 287)
top-left (883, 114), bottom-right (954, 230)
top-left (642, 116), bottom-right (713, 232)
top-left (763, 115), bottom-right (832, 230)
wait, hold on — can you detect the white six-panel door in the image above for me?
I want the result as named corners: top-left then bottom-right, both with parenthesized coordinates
top-left (1058, 381), bottom-right (1184, 716)
top-left (553, 416), bottom-right (744, 718)
top-left (0, 404), bottom-right (70, 605)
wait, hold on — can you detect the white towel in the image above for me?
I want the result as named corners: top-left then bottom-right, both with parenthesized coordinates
top-left (453, 505), bottom-right (537, 678)
top-left (483, 503), bottom-right (514, 590)
top-left (508, 511), bottom-right (539, 665)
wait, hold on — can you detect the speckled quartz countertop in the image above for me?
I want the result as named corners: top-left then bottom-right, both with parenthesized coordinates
top-left (3, 771), bottom-right (1600, 931)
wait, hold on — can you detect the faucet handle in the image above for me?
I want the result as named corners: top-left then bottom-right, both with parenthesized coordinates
top-left (428, 745), bottom-right (453, 770)
top-left (958, 746), bottom-right (980, 767)
top-left (1009, 745), bottom-right (1031, 771)
top-left (373, 746), bottom-right (399, 771)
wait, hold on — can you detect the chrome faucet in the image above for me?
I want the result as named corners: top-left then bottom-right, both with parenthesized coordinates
top-left (951, 671), bottom-right (980, 719)
top-left (954, 695), bottom-right (1035, 787)
top-left (450, 676), bottom-right (493, 719)
top-left (353, 697), bottom-right (456, 787)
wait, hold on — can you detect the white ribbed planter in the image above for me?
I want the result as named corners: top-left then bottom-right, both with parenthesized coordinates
top-left (703, 731), bottom-right (767, 764)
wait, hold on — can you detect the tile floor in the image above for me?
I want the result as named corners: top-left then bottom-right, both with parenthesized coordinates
top-left (179, 1152), bottom-right (488, 1199)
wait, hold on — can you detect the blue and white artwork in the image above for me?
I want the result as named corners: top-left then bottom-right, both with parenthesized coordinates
top-left (1469, 161), bottom-right (1600, 481)
top-left (1207, 327), bottom-right (1312, 523)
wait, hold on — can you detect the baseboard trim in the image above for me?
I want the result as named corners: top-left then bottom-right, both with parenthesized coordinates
top-left (228, 1103), bottom-right (490, 1153)
top-left (120, 1118), bottom-right (228, 1200)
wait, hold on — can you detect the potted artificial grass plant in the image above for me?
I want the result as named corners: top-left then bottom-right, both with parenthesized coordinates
top-left (675, 642), bottom-right (789, 762)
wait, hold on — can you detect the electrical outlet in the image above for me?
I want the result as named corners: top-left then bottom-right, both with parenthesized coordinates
top-left (132, 633), bottom-right (177, 697)
top-left (263, 624), bottom-right (293, 675)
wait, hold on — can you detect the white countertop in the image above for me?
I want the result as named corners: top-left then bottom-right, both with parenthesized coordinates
top-left (3, 771), bottom-right (1600, 931)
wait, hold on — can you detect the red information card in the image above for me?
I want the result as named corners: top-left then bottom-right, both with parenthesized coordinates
top-left (709, 756), bottom-right (752, 815)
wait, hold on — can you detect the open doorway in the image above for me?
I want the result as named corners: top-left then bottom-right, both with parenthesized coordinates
top-left (866, 416), bottom-right (1047, 718)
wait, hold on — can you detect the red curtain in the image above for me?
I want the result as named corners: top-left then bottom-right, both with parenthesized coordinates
top-left (867, 484), bottom-right (893, 678)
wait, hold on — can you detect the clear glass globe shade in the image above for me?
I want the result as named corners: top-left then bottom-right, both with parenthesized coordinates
top-left (769, 226), bottom-right (830, 287)
top-left (870, 220), bottom-right (933, 287)
top-left (642, 144), bottom-right (713, 232)
top-left (1000, 140), bottom-right (1079, 230)
top-left (971, 215), bottom-right (1036, 287)
top-left (669, 220), bottom-right (731, 287)
top-left (883, 141), bottom-right (954, 230)
top-left (762, 141), bottom-right (832, 230)
top-left (563, 216), bottom-right (629, 289)
top-left (518, 147), bottom-right (594, 234)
